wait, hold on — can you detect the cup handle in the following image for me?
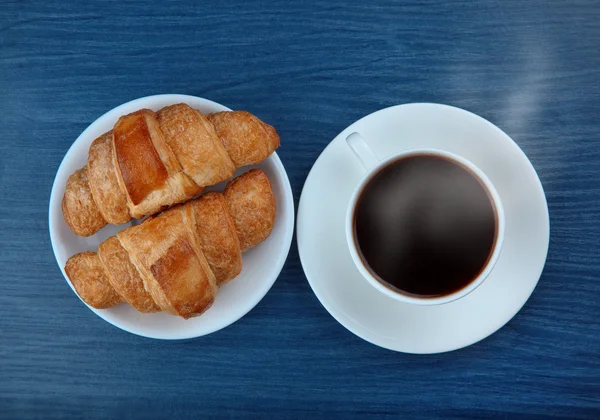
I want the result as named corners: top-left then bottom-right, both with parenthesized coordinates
top-left (346, 132), bottom-right (380, 171)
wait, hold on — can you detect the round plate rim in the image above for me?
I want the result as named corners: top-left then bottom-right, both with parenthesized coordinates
top-left (49, 94), bottom-right (294, 340)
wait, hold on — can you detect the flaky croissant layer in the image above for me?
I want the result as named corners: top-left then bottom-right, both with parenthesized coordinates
top-left (64, 170), bottom-right (276, 319)
top-left (62, 103), bottom-right (279, 236)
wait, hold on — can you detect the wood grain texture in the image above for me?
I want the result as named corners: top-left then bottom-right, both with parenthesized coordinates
top-left (1, 0), bottom-right (599, 418)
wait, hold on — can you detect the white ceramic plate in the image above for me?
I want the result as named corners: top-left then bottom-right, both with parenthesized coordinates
top-left (49, 94), bottom-right (294, 339)
top-left (297, 103), bottom-right (549, 354)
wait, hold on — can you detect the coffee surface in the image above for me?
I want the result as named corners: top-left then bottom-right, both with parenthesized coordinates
top-left (353, 154), bottom-right (497, 297)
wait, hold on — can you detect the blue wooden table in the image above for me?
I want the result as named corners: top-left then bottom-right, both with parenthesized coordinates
top-left (1, 0), bottom-right (599, 418)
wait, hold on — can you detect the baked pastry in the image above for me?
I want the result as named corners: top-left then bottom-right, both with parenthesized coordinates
top-left (62, 104), bottom-right (279, 236)
top-left (64, 170), bottom-right (276, 319)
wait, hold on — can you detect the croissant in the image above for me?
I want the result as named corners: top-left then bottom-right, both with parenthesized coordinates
top-left (62, 104), bottom-right (279, 237)
top-left (64, 169), bottom-right (276, 319)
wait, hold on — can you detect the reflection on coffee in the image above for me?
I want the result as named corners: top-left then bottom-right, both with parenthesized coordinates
top-left (353, 154), bottom-right (497, 298)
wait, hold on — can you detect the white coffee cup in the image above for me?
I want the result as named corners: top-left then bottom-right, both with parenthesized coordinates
top-left (345, 132), bottom-right (506, 305)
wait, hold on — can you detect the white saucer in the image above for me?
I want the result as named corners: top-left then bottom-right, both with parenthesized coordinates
top-left (49, 94), bottom-right (294, 340)
top-left (297, 103), bottom-right (549, 354)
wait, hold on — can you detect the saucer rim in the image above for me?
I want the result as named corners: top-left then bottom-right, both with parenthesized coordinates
top-left (297, 102), bottom-right (550, 354)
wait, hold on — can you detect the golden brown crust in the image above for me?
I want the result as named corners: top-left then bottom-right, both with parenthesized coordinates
top-left (113, 109), bottom-right (202, 219)
top-left (62, 105), bottom-right (279, 237)
top-left (62, 167), bottom-right (107, 236)
top-left (117, 210), bottom-right (178, 314)
top-left (65, 252), bottom-right (123, 309)
top-left (117, 206), bottom-right (218, 319)
top-left (113, 110), bottom-right (169, 206)
top-left (224, 169), bottom-right (276, 251)
top-left (150, 237), bottom-right (216, 319)
top-left (185, 192), bottom-right (242, 285)
top-left (62, 170), bottom-right (277, 318)
top-left (87, 131), bottom-right (130, 224)
top-left (207, 111), bottom-right (280, 167)
top-left (157, 104), bottom-right (236, 187)
top-left (97, 236), bottom-right (160, 313)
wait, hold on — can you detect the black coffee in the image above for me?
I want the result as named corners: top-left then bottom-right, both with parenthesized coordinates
top-left (353, 154), bottom-right (497, 298)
